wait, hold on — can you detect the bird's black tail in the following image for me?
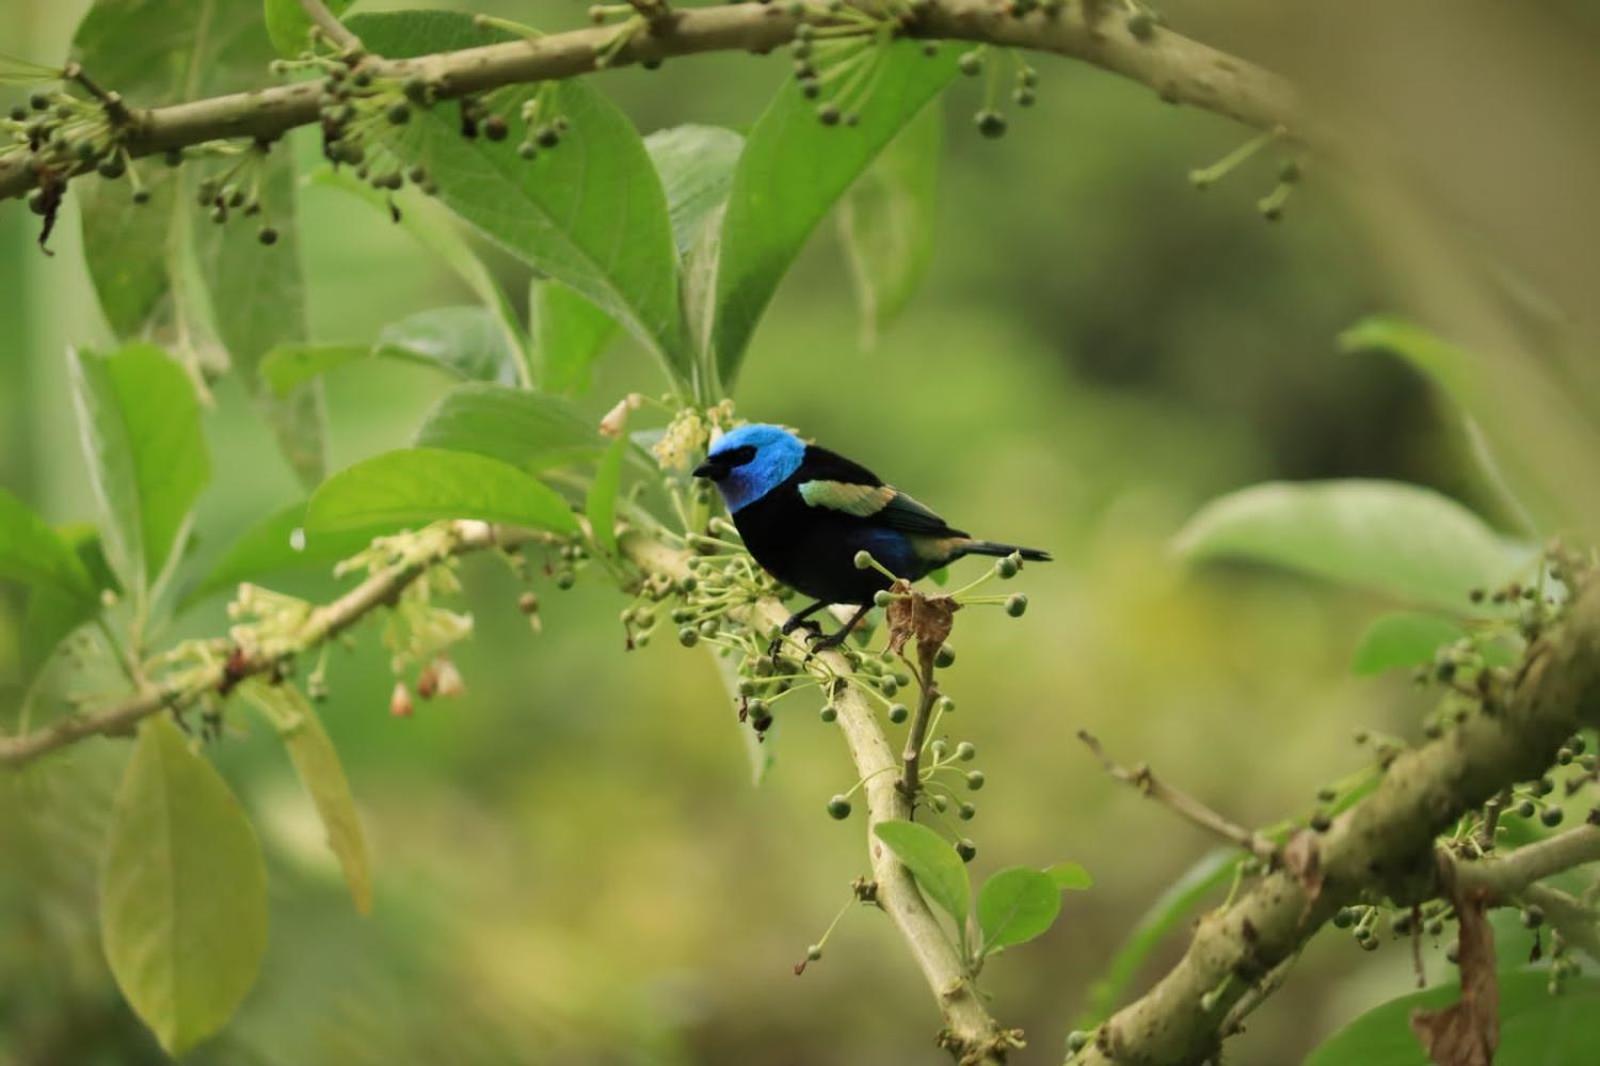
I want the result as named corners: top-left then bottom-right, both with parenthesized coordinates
top-left (958, 540), bottom-right (1052, 563)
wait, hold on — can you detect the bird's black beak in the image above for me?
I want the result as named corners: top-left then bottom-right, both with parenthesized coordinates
top-left (692, 458), bottom-right (722, 480)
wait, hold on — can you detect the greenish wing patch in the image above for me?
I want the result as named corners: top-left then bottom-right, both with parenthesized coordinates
top-left (799, 480), bottom-right (894, 517)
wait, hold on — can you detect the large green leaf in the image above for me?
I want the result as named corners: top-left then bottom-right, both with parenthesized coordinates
top-left (413, 383), bottom-right (604, 473)
top-left (243, 681), bottom-right (372, 914)
top-left (645, 125), bottom-right (746, 256)
top-left (976, 866), bottom-right (1061, 955)
top-left (348, 11), bottom-right (686, 382)
top-left (712, 43), bottom-right (959, 385)
top-left (180, 501), bottom-right (389, 608)
top-left (839, 101), bottom-right (941, 344)
top-left (1306, 971), bottom-right (1600, 1066)
top-left (375, 306), bottom-right (519, 384)
top-left (0, 487), bottom-right (96, 601)
top-left (69, 344), bottom-right (209, 594)
top-left (306, 448), bottom-right (579, 536)
top-left (532, 279), bottom-right (618, 394)
top-left (587, 435), bottom-right (627, 558)
top-left (874, 819), bottom-right (970, 927)
top-left (264, 0), bottom-right (354, 57)
top-left (1351, 611), bottom-right (1469, 676)
top-left (100, 716), bottom-right (269, 1057)
top-left (74, 0), bottom-right (323, 487)
top-left (1173, 480), bottom-right (1524, 611)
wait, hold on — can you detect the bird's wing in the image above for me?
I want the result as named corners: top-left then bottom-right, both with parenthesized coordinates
top-left (797, 480), bottom-right (967, 537)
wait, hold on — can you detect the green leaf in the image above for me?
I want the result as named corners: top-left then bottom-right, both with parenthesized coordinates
top-left (23, 525), bottom-right (115, 675)
top-left (874, 819), bottom-right (970, 926)
top-left (265, 0), bottom-right (354, 57)
top-left (179, 502), bottom-right (389, 608)
top-left (645, 125), bottom-right (746, 256)
top-left (1352, 611), bottom-right (1469, 676)
top-left (587, 435), bottom-right (627, 558)
top-left (532, 279), bottom-right (619, 394)
top-left (839, 101), bottom-right (941, 344)
top-left (1081, 847), bottom-right (1235, 1025)
top-left (306, 448), bottom-right (579, 536)
top-left (242, 681), bottom-right (372, 915)
top-left (976, 866), bottom-right (1061, 955)
top-left (101, 716), bottom-right (268, 1057)
top-left (1045, 861), bottom-right (1094, 892)
top-left (375, 306), bottom-right (519, 384)
top-left (311, 168), bottom-right (532, 385)
top-left (74, 0), bottom-right (323, 487)
top-left (259, 344), bottom-right (372, 397)
top-left (0, 486), bottom-right (96, 601)
top-left (1173, 480), bottom-right (1524, 611)
top-left (69, 344), bottom-right (209, 594)
top-left (348, 11), bottom-right (687, 383)
top-left (413, 383), bottom-right (605, 473)
top-left (1305, 971), bottom-right (1600, 1066)
top-left (713, 43), bottom-right (958, 385)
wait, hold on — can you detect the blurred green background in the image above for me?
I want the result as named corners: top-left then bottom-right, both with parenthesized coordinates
top-left (1, 2), bottom-right (1580, 1064)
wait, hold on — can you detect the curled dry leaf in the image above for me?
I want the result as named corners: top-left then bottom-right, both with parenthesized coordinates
top-left (885, 581), bottom-right (958, 661)
top-left (1410, 889), bottom-right (1497, 1066)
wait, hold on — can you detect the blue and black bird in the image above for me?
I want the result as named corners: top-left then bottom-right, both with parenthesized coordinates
top-left (692, 424), bottom-right (1050, 649)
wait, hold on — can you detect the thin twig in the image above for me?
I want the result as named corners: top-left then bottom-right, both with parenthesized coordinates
top-left (298, 0), bottom-right (362, 53)
top-left (898, 642), bottom-right (940, 808)
top-left (1078, 729), bottom-right (1278, 862)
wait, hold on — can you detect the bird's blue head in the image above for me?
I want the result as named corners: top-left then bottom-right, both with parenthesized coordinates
top-left (692, 423), bottom-right (805, 513)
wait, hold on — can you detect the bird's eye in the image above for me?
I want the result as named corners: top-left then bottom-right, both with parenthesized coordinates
top-left (717, 445), bottom-right (757, 468)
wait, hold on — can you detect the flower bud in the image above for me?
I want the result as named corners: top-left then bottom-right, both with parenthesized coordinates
top-left (853, 550), bottom-right (874, 570)
top-left (389, 681), bottom-right (414, 718)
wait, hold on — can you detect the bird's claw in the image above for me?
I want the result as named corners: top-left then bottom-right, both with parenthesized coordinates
top-left (768, 618), bottom-right (823, 661)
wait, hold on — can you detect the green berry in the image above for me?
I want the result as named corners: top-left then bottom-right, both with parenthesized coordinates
top-left (1522, 904), bottom-right (1545, 928)
top-left (930, 794), bottom-right (949, 813)
top-left (930, 739), bottom-right (948, 760)
top-left (1332, 908), bottom-right (1355, 929)
top-left (1541, 806), bottom-right (1565, 828)
top-left (555, 570), bottom-right (576, 589)
top-left (958, 51), bottom-right (982, 77)
top-left (819, 704), bottom-right (838, 723)
top-left (936, 695), bottom-right (956, 713)
top-left (1005, 593), bottom-right (1028, 617)
top-left (965, 770), bottom-right (985, 791)
top-left (996, 556), bottom-right (1019, 579)
top-left (956, 741), bottom-right (976, 762)
top-left (975, 111), bottom-right (1007, 139)
top-left (956, 839), bottom-right (977, 863)
top-left (888, 703), bottom-right (909, 724)
top-left (817, 103), bottom-right (841, 127)
top-left (484, 115), bottom-right (509, 141)
top-left (853, 550), bottom-right (874, 570)
top-left (873, 589), bottom-right (893, 607)
top-left (957, 802), bottom-right (976, 821)
top-left (1066, 1031), bottom-right (1089, 1053)
top-left (935, 645), bottom-right (956, 669)
top-left (677, 626), bottom-right (698, 647)
top-left (1127, 11), bottom-right (1156, 40)
top-left (1515, 799), bottom-right (1537, 818)
top-left (806, 944), bottom-right (823, 961)
top-left (827, 795), bottom-right (852, 820)
top-left (257, 226), bottom-right (279, 246)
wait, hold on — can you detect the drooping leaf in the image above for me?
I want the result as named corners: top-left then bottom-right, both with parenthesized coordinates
top-left (532, 279), bottom-right (619, 394)
top-left (68, 344), bottom-right (209, 594)
top-left (259, 344), bottom-right (372, 397)
top-left (264, 0), bottom-right (355, 57)
top-left (874, 819), bottom-right (970, 927)
top-left (375, 306), bottom-right (519, 384)
top-left (839, 101), bottom-right (941, 344)
top-left (348, 11), bottom-right (687, 383)
top-left (1045, 861), bottom-right (1094, 892)
top-left (306, 448), bottom-right (579, 536)
top-left (0, 486), bottom-right (96, 602)
top-left (22, 524), bottom-right (116, 675)
top-left (179, 501), bottom-right (390, 608)
top-left (1352, 611), bottom-right (1469, 676)
top-left (101, 716), bottom-right (269, 1057)
top-left (1173, 480), bottom-right (1525, 612)
top-left (713, 43), bottom-right (959, 385)
top-left (1305, 972), bottom-right (1600, 1066)
top-left (242, 681), bottom-right (372, 915)
top-left (74, 0), bottom-right (323, 486)
top-left (1080, 848), bottom-right (1236, 1024)
top-left (976, 866), bottom-right (1062, 955)
top-left (645, 124), bottom-right (746, 255)
top-left (587, 435), bottom-right (627, 557)
top-left (311, 168), bottom-right (532, 384)
top-left (413, 383), bottom-right (605, 473)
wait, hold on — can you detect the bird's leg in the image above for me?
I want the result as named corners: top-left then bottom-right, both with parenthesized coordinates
top-left (809, 603), bottom-right (873, 654)
top-left (768, 600), bottom-right (829, 659)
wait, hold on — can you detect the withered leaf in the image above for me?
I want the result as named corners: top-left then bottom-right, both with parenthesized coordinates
top-left (1410, 889), bottom-right (1497, 1066)
top-left (884, 581), bottom-right (957, 660)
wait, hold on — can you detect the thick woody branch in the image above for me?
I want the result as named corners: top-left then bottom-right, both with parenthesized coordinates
top-left (0, 0), bottom-right (1295, 201)
top-left (1075, 582), bottom-right (1600, 1066)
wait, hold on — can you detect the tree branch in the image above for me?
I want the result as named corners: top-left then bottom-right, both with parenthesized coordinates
top-left (0, 0), bottom-right (1295, 201)
top-left (1073, 582), bottom-right (1600, 1065)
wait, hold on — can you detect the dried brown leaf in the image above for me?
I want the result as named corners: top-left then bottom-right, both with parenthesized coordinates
top-left (1410, 890), bottom-right (1498, 1066)
top-left (885, 583), bottom-right (958, 660)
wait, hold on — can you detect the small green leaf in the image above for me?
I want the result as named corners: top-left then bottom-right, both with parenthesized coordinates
top-left (349, 11), bottom-right (687, 384)
top-left (259, 344), bottom-right (371, 397)
top-left (587, 435), bottom-right (627, 557)
top-left (713, 43), bottom-right (958, 385)
top-left (1306, 971), bottom-right (1600, 1066)
top-left (874, 819), bottom-right (970, 925)
top-left (0, 486), bottom-right (96, 602)
top-left (413, 383), bottom-right (604, 473)
top-left (1081, 847), bottom-right (1235, 1025)
top-left (839, 101), bottom-right (941, 344)
top-left (532, 279), bottom-right (619, 394)
top-left (179, 502), bottom-right (389, 608)
top-left (1045, 861), bottom-right (1094, 892)
top-left (306, 448), bottom-right (579, 536)
top-left (101, 716), bottom-right (268, 1057)
top-left (242, 681), bottom-right (372, 915)
top-left (375, 306), bottom-right (518, 384)
top-left (69, 344), bottom-right (209, 593)
top-left (265, 0), bottom-right (355, 57)
top-left (1173, 480), bottom-right (1524, 611)
top-left (977, 866), bottom-right (1061, 955)
top-left (22, 524), bottom-right (115, 675)
top-left (1352, 611), bottom-right (1468, 676)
